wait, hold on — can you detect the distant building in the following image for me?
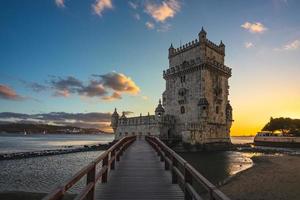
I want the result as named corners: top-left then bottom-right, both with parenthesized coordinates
top-left (111, 28), bottom-right (233, 147)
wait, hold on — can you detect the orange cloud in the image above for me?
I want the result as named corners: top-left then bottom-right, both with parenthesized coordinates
top-left (241, 22), bottom-right (267, 33)
top-left (145, 0), bottom-right (180, 22)
top-left (100, 72), bottom-right (140, 95)
top-left (102, 91), bottom-right (122, 101)
top-left (92, 0), bottom-right (113, 16)
top-left (0, 84), bottom-right (24, 100)
top-left (47, 72), bottom-right (140, 101)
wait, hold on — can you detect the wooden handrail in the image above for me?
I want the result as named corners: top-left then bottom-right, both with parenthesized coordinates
top-left (146, 136), bottom-right (231, 200)
top-left (42, 136), bottom-right (136, 200)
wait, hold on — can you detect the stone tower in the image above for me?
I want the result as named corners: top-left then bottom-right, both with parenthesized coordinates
top-left (162, 27), bottom-right (233, 145)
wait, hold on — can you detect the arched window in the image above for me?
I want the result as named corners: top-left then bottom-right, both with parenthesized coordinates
top-left (216, 106), bottom-right (219, 114)
top-left (180, 106), bottom-right (185, 114)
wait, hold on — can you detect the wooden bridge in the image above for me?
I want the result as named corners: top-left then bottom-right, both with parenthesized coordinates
top-left (42, 136), bottom-right (230, 200)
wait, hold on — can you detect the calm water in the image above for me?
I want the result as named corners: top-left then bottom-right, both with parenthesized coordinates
top-left (180, 151), bottom-right (254, 185)
top-left (0, 134), bottom-right (254, 194)
top-left (230, 136), bottom-right (254, 144)
top-left (0, 133), bottom-right (114, 153)
top-left (0, 150), bottom-right (104, 193)
top-left (0, 133), bottom-right (114, 193)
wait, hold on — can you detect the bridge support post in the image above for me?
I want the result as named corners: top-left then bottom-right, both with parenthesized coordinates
top-left (116, 147), bottom-right (120, 161)
top-left (102, 155), bottom-right (108, 183)
top-left (86, 162), bottom-right (96, 200)
top-left (111, 150), bottom-right (115, 170)
top-left (171, 157), bottom-right (178, 184)
top-left (164, 151), bottom-right (170, 170)
top-left (184, 164), bottom-right (193, 200)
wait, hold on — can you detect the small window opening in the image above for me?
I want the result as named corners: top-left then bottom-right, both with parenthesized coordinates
top-left (181, 106), bottom-right (185, 114)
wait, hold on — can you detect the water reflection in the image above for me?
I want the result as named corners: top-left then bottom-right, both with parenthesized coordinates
top-left (180, 151), bottom-right (253, 185)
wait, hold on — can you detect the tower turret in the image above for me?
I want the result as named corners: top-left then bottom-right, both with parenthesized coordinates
top-left (168, 43), bottom-right (175, 58)
top-left (198, 27), bottom-right (207, 42)
top-left (155, 99), bottom-right (165, 121)
top-left (219, 40), bottom-right (225, 55)
top-left (111, 108), bottom-right (119, 133)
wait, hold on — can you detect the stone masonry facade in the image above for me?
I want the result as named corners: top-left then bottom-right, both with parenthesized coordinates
top-left (111, 28), bottom-right (233, 146)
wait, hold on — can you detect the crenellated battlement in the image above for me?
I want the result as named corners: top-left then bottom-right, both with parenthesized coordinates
top-left (170, 39), bottom-right (199, 57)
top-left (169, 36), bottom-right (225, 58)
top-left (163, 58), bottom-right (231, 78)
top-left (118, 115), bottom-right (156, 126)
top-left (205, 39), bottom-right (225, 55)
top-left (117, 114), bottom-right (175, 126)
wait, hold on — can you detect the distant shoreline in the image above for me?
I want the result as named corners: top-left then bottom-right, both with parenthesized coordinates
top-left (0, 132), bottom-right (113, 135)
top-left (0, 141), bottom-right (116, 161)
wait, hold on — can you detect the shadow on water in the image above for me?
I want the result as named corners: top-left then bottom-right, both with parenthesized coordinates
top-left (179, 151), bottom-right (253, 185)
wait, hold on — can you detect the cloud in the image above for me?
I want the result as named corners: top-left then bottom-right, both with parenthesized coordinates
top-left (274, 39), bottom-right (300, 51)
top-left (92, 0), bottom-right (113, 16)
top-left (133, 13), bottom-right (141, 20)
top-left (53, 89), bottom-right (70, 97)
top-left (55, 0), bottom-right (65, 8)
top-left (282, 40), bottom-right (300, 50)
top-left (99, 72), bottom-right (140, 95)
top-left (21, 80), bottom-right (48, 92)
top-left (78, 80), bottom-right (107, 97)
top-left (241, 22), bottom-right (267, 33)
top-left (0, 112), bottom-right (112, 131)
top-left (129, 1), bottom-right (138, 9)
top-left (145, 21), bottom-right (155, 29)
top-left (0, 84), bottom-right (24, 101)
top-left (145, 0), bottom-right (181, 22)
top-left (45, 72), bottom-right (140, 101)
top-left (102, 92), bottom-right (122, 101)
top-left (244, 42), bottom-right (254, 48)
top-left (49, 76), bottom-right (83, 97)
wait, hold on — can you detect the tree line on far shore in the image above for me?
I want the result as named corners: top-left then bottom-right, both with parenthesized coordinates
top-left (0, 123), bottom-right (105, 134)
top-left (262, 117), bottom-right (300, 136)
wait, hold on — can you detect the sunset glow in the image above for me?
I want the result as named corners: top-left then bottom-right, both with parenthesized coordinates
top-left (1, 0), bottom-right (300, 136)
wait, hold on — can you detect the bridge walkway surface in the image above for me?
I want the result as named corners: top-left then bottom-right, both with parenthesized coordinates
top-left (95, 138), bottom-right (184, 200)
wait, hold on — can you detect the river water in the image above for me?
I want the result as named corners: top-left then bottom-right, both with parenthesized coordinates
top-left (0, 133), bottom-right (114, 153)
top-left (0, 134), bottom-right (254, 194)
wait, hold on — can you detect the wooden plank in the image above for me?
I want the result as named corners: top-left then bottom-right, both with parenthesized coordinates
top-left (95, 139), bottom-right (184, 200)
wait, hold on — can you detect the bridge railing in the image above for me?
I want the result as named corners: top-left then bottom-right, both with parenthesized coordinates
top-left (146, 136), bottom-right (231, 200)
top-left (42, 136), bottom-right (136, 200)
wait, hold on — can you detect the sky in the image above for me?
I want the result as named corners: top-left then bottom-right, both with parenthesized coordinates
top-left (0, 0), bottom-right (300, 135)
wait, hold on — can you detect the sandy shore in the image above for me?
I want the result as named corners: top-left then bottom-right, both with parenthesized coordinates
top-left (220, 154), bottom-right (300, 200)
